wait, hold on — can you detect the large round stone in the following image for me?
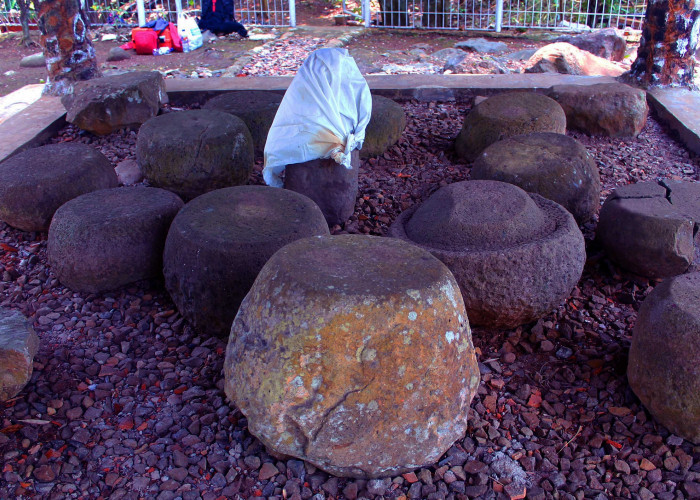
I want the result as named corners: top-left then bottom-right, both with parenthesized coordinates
top-left (203, 91), bottom-right (283, 154)
top-left (0, 308), bottom-right (39, 402)
top-left (455, 92), bottom-right (567, 162)
top-left (284, 150), bottom-right (359, 227)
top-left (628, 272), bottom-right (700, 444)
top-left (225, 235), bottom-right (480, 478)
top-left (137, 109), bottom-right (253, 201)
top-left (164, 186), bottom-right (329, 337)
top-left (597, 180), bottom-right (700, 279)
top-left (361, 95), bottom-right (406, 159)
top-left (546, 83), bottom-right (648, 137)
top-left (471, 132), bottom-right (600, 223)
top-left (48, 187), bottom-right (183, 293)
top-left (0, 143), bottom-right (118, 232)
top-left (389, 180), bottom-right (585, 328)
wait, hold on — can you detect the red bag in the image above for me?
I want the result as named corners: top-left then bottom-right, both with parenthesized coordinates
top-left (169, 22), bottom-right (183, 52)
top-left (132, 28), bottom-right (158, 55)
top-left (158, 26), bottom-right (173, 50)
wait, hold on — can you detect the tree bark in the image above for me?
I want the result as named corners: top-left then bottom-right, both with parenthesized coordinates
top-left (17, 0), bottom-right (36, 47)
top-left (628, 0), bottom-right (699, 88)
top-left (37, 0), bottom-right (101, 96)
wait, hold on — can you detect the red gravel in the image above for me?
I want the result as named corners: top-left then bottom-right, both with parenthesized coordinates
top-left (1, 101), bottom-right (700, 499)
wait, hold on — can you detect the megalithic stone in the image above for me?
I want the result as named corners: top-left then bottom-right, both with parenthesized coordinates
top-left (0, 308), bottom-right (39, 402)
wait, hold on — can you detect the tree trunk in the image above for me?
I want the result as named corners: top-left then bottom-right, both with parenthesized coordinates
top-left (628, 0), bottom-right (699, 88)
top-left (17, 0), bottom-right (36, 47)
top-left (37, 0), bottom-right (101, 96)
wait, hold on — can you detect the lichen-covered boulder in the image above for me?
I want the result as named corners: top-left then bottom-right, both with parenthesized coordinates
top-left (164, 186), bottom-right (329, 337)
top-left (0, 308), bottom-right (39, 402)
top-left (554, 29), bottom-right (626, 61)
top-left (524, 42), bottom-right (626, 76)
top-left (48, 187), bottom-right (183, 293)
top-left (361, 95), bottom-right (407, 158)
top-left (546, 83), bottom-right (648, 137)
top-left (203, 91), bottom-right (283, 154)
top-left (137, 109), bottom-right (253, 201)
top-left (284, 150), bottom-right (359, 227)
top-left (0, 143), bottom-right (118, 232)
top-left (225, 235), bottom-right (480, 478)
top-left (471, 132), bottom-right (600, 223)
top-left (389, 180), bottom-right (585, 328)
top-left (597, 180), bottom-right (700, 279)
top-left (61, 71), bottom-right (168, 135)
top-left (455, 92), bottom-right (567, 162)
top-left (628, 272), bottom-right (700, 444)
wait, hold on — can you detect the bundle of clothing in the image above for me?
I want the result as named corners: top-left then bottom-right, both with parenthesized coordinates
top-left (198, 0), bottom-right (248, 38)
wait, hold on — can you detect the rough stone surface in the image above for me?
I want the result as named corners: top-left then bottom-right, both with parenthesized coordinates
top-left (61, 71), bottom-right (168, 135)
top-left (284, 150), bottom-right (359, 226)
top-left (454, 38), bottom-right (508, 54)
top-left (361, 95), bottom-right (407, 159)
top-left (0, 308), bottom-right (39, 402)
top-left (203, 91), bottom-right (283, 155)
top-left (137, 109), bottom-right (253, 201)
top-left (388, 181), bottom-right (586, 328)
top-left (554, 29), bottom-right (627, 61)
top-left (597, 180), bottom-right (700, 279)
top-left (524, 43), bottom-right (626, 76)
top-left (455, 92), bottom-right (566, 162)
top-left (546, 83), bottom-right (649, 138)
top-left (115, 158), bottom-right (143, 185)
top-left (164, 186), bottom-right (329, 337)
top-left (471, 132), bottom-right (601, 223)
top-left (19, 52), bottom-right (46, 68)
top-left (106, 47), bottom-right (132, 62)
top-left (225, 235), bottom-right (480, 478)
top-left (628, 272), bottom-right (700, 444)
top-left (48, 187), bottom-right (183, 293)
top-left (0, 143), bottom-right (118, 232)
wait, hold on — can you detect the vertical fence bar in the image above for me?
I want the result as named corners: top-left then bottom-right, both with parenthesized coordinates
top-left (495, 0), bottom-right (503, 31)
top-left (137, 0), bottom-right (146, 26)
top-left (362, 0), bottom-right (371, 27)
top-left (289, 0), bottom-right (295, 26)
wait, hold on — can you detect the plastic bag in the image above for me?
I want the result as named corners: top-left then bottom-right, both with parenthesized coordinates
top-left (178, 15), bottom-right (203, 52)
top-left (262, 48), bottom-right (372, 188)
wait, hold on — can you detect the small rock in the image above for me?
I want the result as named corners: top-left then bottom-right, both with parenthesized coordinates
top-left (258, 462), bottom-right (279, 481)
top-left (20, 52), bottom-right (46, 68)
top-left (455, 38), bottom-right (508, 54)
top-left (115, 159), bottom-right (143, 185)
top-left (106, 47), bottom-right (131, 62)
top-left (34, 465), bottom-right (56, 482)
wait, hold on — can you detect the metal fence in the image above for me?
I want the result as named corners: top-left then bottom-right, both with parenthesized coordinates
top-left (1, 0), bottom-right (644, 31)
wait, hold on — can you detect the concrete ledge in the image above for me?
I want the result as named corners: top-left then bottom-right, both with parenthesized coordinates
top-left (0, 95), bottom-right (65, 163)
top-left (165, 74), bottom-right (619, 106)
top-left (647, 88), bottom-right (700, 156)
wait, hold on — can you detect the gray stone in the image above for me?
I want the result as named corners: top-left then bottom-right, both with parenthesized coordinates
top-left (361, 95), bottom-right (406, 159)
top-left (546, 83), bottom-right (648, 137)
top-left (455, 38), bottom-right (508, 54)
top-left (137, 109), bottom-right (253, 201)
top-left (597, 180), bottom-right (700, 279)
top-left (555, 28), bottom-right (626, 61)
top-left (503, 48), bottom-right (538, 61)
top-left (203, 91), bottom-right (283, 155)
top-left (284, 150), bottom-right (360, 226)
top-left (106, 47), bottom-right (132, 62)
top-left (455, 92), bottom-right (567, 162)
top-left (115, 158), bottom-right (143, 185)
top-left (0, 308), bottom-right (39, 401)
top-left (0, 142), bottom-right (118, 232)
top-left (471, 132), bottom-right (600, 223)
top-left (431, 47), bottom-right (466, 63)
top-left (48, 187), bottom-right (183, 293)
top-left (224, 235), bottom-right (480, 478)
top-left (388, 181), bottom-right (585, 328)
top-left (628, 272), bottom-right (700, 444)
top-left (62, 71), bottom-right (168, 135)
top-left (19, 52), bottom-right (45, 68)
top-left (524, 42), bottom-right (626, 76)
top-left (163, 185), bottom-right (329, 337)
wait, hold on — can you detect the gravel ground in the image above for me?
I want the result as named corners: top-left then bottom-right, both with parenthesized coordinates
top-left (1, 100), bottom-right (700, 500)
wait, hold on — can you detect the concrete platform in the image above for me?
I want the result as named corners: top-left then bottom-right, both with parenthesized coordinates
top-left (0, 75), bottom-right (698, 164)
top-left (647, 88), bottom-right (700, 156)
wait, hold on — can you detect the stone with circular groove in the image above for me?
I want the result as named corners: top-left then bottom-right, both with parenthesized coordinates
top-left (389, 180), bottom-right (585, 328)
top-left (225, 234), bottom-right (479, 478)
top-left (164, 186), bottom-right (329, 337)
